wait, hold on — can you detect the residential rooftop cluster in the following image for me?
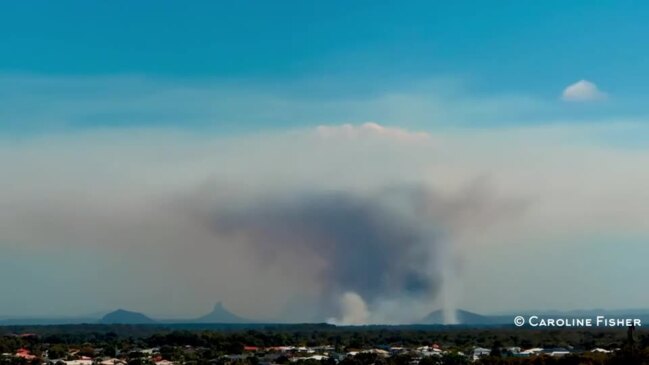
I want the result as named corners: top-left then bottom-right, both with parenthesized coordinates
top-left (1, 324), bottom-right (646, 365)
top-left (0, 331), bottom-right (628, 365)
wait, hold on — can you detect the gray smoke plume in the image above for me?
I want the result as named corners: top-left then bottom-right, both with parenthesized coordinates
top-left (188, 182), bottom-right (517, 322)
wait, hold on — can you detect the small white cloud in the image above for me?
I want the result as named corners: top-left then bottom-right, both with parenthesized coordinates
top-left (316, 122), bottom-right (430, 142)
top-left (561, 80), bottom-right (607, 102)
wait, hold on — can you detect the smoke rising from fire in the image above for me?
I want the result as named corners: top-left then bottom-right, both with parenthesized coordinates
top-left (184, 182), bottom-right (518, 323)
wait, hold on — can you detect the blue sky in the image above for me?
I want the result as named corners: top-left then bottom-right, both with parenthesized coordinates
top-left (2, 1), bottom-right (649, 321)
top-left (2, 1), bottom-right (647, 88)
top-left (2, 0), bottom-right (649, 134)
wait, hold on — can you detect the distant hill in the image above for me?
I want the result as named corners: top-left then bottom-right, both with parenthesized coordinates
top-left (420, 309), bottom-right (509, 325)
top-left (100, 309), bottom-right (156, 324)
top-left (193, 302), bottom-right (250, 323)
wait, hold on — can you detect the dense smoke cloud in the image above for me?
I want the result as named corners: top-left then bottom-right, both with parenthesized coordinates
top-left (184, 183), bottom-right (516, 323)
top-left (211, 189), bottom-right (438, 318)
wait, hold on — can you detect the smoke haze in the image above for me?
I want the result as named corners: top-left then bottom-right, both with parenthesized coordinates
top-left (2, 123), bottom-right (649, 321)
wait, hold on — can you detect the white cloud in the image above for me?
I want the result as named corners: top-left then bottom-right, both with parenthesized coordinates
top-left (561, 79), bottom-right (608, 102)
top-left (316, 122), bottom-right (430, 142)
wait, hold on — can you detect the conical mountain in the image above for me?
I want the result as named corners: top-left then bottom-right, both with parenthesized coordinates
top-left (194, 302), bottom-right (249, 323)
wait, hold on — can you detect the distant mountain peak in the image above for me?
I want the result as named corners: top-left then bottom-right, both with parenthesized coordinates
top-left (194, 302), bottom-right (249, 323)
